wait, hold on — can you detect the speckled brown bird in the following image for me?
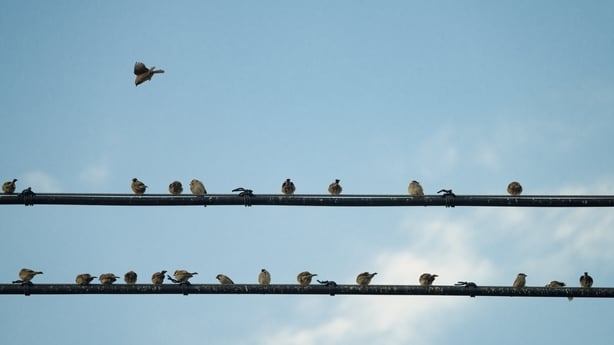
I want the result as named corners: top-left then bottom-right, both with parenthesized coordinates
top-left (189, 179), bottom-right (207, 195)
top-left (580, 272), bottom-right (593, 288)
top-left (281, 178), bottom-right (296, 195)
top-left (513, 273), bottom-right (527, 288)
top-left (258, 269), bottom-right (271, 285)
top-left (151, 270), bottom-right (167, 285)
top-left (99, 273), bottom-right (120, 285)
top-left (131, 178), bottom-right (147, 194)
top-left (124, 271), bottom-right (138, 285)
top-left (14, 268), bottom-right (43, 284)
top-left (408, 180), bottom-right (424, 196)
top-left (134, 62), bottom-right (164, 86)
top-left (2, 179), bottom-right (17, 194)
top-left (168, 181), bottom-right (183, 195)
top-left (545, 280), bottom-right (566, 288)
top-left (174, 270), bottom-right (198, 284)
top-left (216, 274), bottom-right (234, 285)
top-left (297, 271), bottom-right (317, 286)
top-left (75, 273), bottom-right (97, 286)
top-left (507, 181), bottom-right (523, 196)
top-left (419, 273), bottom-right (438, 286)
top-left (328, 179), bottom-right (342, 195)
top-left (356, 272), bottom-right (377, 286)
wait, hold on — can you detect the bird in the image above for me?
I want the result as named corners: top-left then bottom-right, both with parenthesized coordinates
top-left (258, 269), bottom-right (271, 285)
top-left (12, 268), bottom-right (43, 284)
top-left (580, 272), bottom-right (593, 288)
top-left (297, 271), bottom-right (317, 286)
top-left (168, 180), bottom-right (183, 195)
top-left (99, 273), bottom-right (120, 285)
top-left (419, 273), bottom-right (438, 286)
top-left (131, 178), bottom-right (147, 194)
top-left (151, 270), bottom-right (167, 285)
top-left (281, 178), bottom-right (296, 195)
top-left (75, 273), bottom-right (97, 286)
top-left (513, 273), bottom-right (527, 288)
top-left (173, 270), bottom-right (198, 284)
top-left (545, 280), bottom-right (566, 288)
top-left (134, 62), bottom-right (164, 86)
top-left (216, 274), bottom-right (234, 285)
top-left (328, 179), bottom-right (342, 195)
top-left (2, 179), bottom-right (17, 193)
top-left (124, 271), bottom-right (138, 285)
top-left (190, 179), bottom-right (207, 195)
top-left (507, 181), bottom-right (523, 196)
top-left (356, 272), bottom-right (377, 286)
top-left (408, 180), bottom-right (424, 196)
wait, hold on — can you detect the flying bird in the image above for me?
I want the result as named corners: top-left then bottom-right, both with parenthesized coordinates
top-left (545, 280), bottom-right (566, 288)
top-left (419, 273), bottom-right (438, 286)
top-left (12, 268), bottom-right (43, 284)
top-left (216, 274), bottom-right (235, 285)
top-left (328, 179), bottom-right (342, 195)
top-left (297, 271), bottom-right (317, 286)
top-left (168, 180), bottom-right (183, 195)
top-left (124, 271), bottom-right (138, 285)
top-left (258, 269), bottom-right (271, 285)
top-left (190, 179), bottom-right (207, 195)
top-left (507, 181), bottom-right (523, 196)
top-left (99, 273), bottom-right (120, 285)
top-left (513, 273), bottom-right (527, 288)
top-left (356, 272), bottom-right (377, 286)
top-left (131, 178), bottom-right (147, 194)
top-left (151, 270), bottom-right (167, 285)
top-left (2, 179), bottom-right (17, 193)
top-left (171, 270), bottom-right (198, 285)
top-left (134, 62), bottom-right (164, 86)
top-left (75, 273), bottom-right (97, 286)
top-left (281, 178), bottom-right (296, 195)
top-left (580, 272), bottom-right (593, 288)
top-left (408, 180), bottom-right (424, 196)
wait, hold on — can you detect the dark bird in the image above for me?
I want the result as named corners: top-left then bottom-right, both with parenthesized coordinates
top-left (513, 273), bottom-right (527, 288)
top-left (356, 272), bottom-right (377, 286)
top-left (216, 274), bottom-right (234, 285)
top-left (281, 178), bottom-right (296, 195)
top-left (580, 272), bottom-right (593, 288)
top-left (2, 178), bottom-right (17, 194)
top-left (408, 180), bottom-right (424, 196)
top-left (172, 270), bottom-right (198, 285)
top-left (12, 268), bottom-right (43, 285)
top-left (419, 273), bottom-right (438, 286)
top-left (190, 179), bottom-right (207, 195)
top-left (328, 179), bottom-right (342, 195)
top-left (507, 181), bottom-right (523, 196)
top-left (545, 280), bottom-right (566, 288)
top-left (151, 270), bottom-right (167, 285)
top-left (124, 271), bottom-right (138, 285)
top-left (168, 180), bottom-right (183, 195)
top-left (232, 187), bottom-right (254, 207)
top-left (258, 269), bottom-right (271, 285)
top-left (134, 62), bottom-right (164, 86)
top-left (75, 273), bottom-right (97, 286)
top-left (297, 271), bottom-right (317, 286)
top-left (99, 273), bottom-right (120, 285)
top-left (131, 178), bottom-right (147, 194)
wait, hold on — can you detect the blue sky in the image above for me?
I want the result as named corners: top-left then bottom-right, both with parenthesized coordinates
top-left (1, 1), bottom-right (614, 344)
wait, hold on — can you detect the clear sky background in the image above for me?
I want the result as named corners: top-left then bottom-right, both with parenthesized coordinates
top-left (1, 1), bottom-right (614, 344)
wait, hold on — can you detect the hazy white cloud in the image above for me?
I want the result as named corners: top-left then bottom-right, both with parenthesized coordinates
top-left (79, 156), bottom-right (111, 186)
top-left (21, 170), bottom-right (62, 193)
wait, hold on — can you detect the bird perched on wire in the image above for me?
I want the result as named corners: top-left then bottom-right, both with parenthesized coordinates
top-left (168, 181), bottom-right (183, 195)
top-left (356, 272), bottom-right (377, 286)
top-left (507, 181), bottom-right (523, 196)
top-left (151, 270), bottom-right (167, 285)
top-left (12, 268), bottom-right (43, 285)
top-left (297, 271), bottom-right (317, 286)
top-left (134, 62), bottom-right (164, 86)
top-left (328, 179), bottom-right (342, 195)
top-left (419, 273), bottom-right (438, 286)
top-left (408, 180), bottom-right (424, 196)
top-left (513, 273), bottom-right (527, 288)
top-left (75, 273), bottom-right (97, 286)
top-left (545, 280), bottom-right (566, 288)
top-left (580, 272), bottom-right (593, 288)
top-left (170, 270), bottom-right (198, 285)
top-left (2, 178), bottom-right (17, 193)
top-left (258, 269), bottom-right (271, 285)
top-left (216, 274), bottom-right (234, 285)
top-left (190, 179), bottom-right (207, 195)
top-left (99, 273), bottom-right (120, 285)
top-left (131, 178), bottom-right (147, 194)
top-left (124, 271), bottom-right (138, 285)
top-left (281, 178), bottom-right (296, 195)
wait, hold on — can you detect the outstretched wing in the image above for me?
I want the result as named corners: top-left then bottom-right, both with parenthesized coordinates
top-left (134, 62), bottom-right (149, 75)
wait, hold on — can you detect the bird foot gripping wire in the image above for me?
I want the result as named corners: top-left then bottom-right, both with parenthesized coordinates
top-left (317, 280), bottom-right (338, 296)
top-left (232, 187), bottom-right (254, 207)
top-left (437, 189), bottom-right (456, 208)
top-left (19, 187), bottom-right (36, 206)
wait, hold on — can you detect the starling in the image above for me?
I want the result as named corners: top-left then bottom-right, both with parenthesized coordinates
top-left (173, 270), bottom-right (198, 284)
top-left (419, 273), bottom-right (438, 286)
top-left (408, 180), bottom-right (424, 196)
top-left (513, 273), bottom-right (527, 288)
top-left (258, 269), bottom-right (271, 285)
top-left (13, 268), bottom-right (43, 284)
top-left (134, 62), bottom-right (164, 86)
top-left (151, 270), bottom-right (167, 285)
top-left (545, 280), bottom-right (566, 288)
top-left (124, 271), bottom-right (138, 285)
top-left (168, 180), bottom-right (183, 195)
top-left (131, 178), bottom-right (147, 194)
top-left (189, 179), bottom-right (207, 195)
top-left (281, 178), bottom-right (296, 195)
top-left (507, 181), bottom-right (523, 196)
top-left (99, 273), bottom-right (120, 285)
top-left (328, 179), bottom-right (342, 195)
top-left (356, 272), bottom-right (377, 286)
top-left (580, 272), bottom-right (593, 288)
top-left (297, 271), bottom-right (317, 286)
top-left (2, 179), bottom-right (17, 194)
top-left (216, 274), bottom-right (234, 285)
top-left (75, 273), bottom-right (97, 286)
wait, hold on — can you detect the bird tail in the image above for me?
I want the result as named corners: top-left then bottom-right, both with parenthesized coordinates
top-left (153, 69), bottom-right (165, 74)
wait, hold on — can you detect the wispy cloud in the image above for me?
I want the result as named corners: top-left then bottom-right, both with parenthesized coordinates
top-left (79, 156), bottom-right (111, 187)
top-left (21, 170), bottom-right (62, 193)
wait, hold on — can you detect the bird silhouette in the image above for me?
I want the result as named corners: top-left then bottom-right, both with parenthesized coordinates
top-left (168, 181), bottom-right (183, 195)
top-left (513, 273), bottom-right (527, 288)
top-left (408, 180), bottom-right (424, 196)
top-left (134, 62), bottom-right (164, 86)
top-left (258, 269), bottom-right (271, 285)
top-left (190, 179), bottom-right (207, 195)
top-left (124, 271), bottom-right (138, 285)
top-left (281, 178), bottom-right (296, 195)
top-left (328, 179), bottom-right (342, 195)
top-left (216, 274), bottom-right (235, 285)
top-left (2, 179), bottom-right (17, 194)
top-left (131, 178), bottom-right (147, 194)
top-left (12, 268), bottom-right (43, 285)
top-left (151, 270), bottom-right (167, 285)
top-left (99, 273), bottom-right (120, 285)
top-left (75, 273), bottom-right (97, 286)
top-left (580, 272), bottom-right (593, 288)
top-left (356, 272), bottom-right (377, 286)
top-left (419, 273), bottom-right (438, 286)
top-left (297, 271), bottom-right (317, 286)
top-left (507, 181), bottom-right (523, 196)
